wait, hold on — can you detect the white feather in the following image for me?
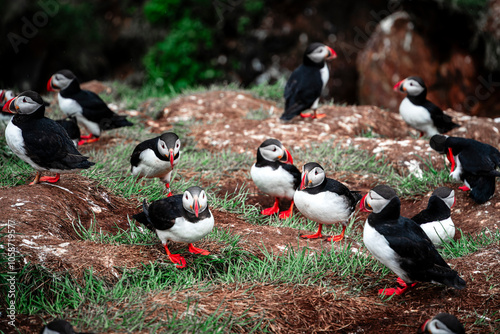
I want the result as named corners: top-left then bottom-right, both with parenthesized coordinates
top-left (250, 164), bottom-right (296, 200)
top-left (399, 97), bottom-right (439, 136)
top-left (363, 220), bottom-right (411, 282)
top-left (58, 93), bottom-right (101, 136)
top-left (420, 217), bottom-right (455, 246)
top-left (294, 190), bottom-right (352, 225)
top-left (131, 148), bottom-right (173, 183)
top-left (155, 212), bottom-right (214, 244)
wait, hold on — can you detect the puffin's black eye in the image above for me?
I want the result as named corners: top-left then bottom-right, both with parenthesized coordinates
top-left (273, 147), bottom-right (276, 152)
top-left (185, 195), bottom-right (188, 200)
top-left (23, 97), bottom-right (27, 103)
top-left (410, 82), bottom-right (413, 86)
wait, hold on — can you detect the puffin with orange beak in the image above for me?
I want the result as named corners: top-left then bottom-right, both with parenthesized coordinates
top-left (0, 89), bottom-right (15, 122)
top-left (250, 138), bottom-right (301, 219)
top-left (360, 185), bottom-right (466, 296)
top-left (130, 132), bottom-right (180, 197)
top-left (394, 76), bottom-right (459, 137)
top-left (133, 186), bottom-right (214, 269)
top-left (294, 162), bottom-right (361, 241)
top-left (280, 43), bottom-right (337, 121)
top-left (47, 69), bottom-right (133, 145)
top-left (3, 91), bottom-right (94, 185)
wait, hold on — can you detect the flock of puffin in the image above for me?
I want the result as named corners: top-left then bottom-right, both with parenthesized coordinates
top-left (4, 42), bottom-right (500, 333)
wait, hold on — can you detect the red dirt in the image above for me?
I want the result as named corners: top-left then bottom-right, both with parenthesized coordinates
top-left (1, 90), bottom-right (499, 333)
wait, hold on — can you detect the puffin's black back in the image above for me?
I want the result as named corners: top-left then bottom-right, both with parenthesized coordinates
top-left (411, 195), bottom-right (451, 225)
top-left (56, 116), bottom-right (81, 140)
top-left (130, 136), bottom-right (158, 168)
top-left (303, 176), bottom-right (362, 208)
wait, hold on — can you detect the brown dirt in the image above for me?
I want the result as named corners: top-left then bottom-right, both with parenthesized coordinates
top-left (1, 90), bottom-right (499, 333)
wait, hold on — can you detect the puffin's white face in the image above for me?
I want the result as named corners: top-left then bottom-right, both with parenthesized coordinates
top-left (364, 190), bottom-right (393, 214)
top-left (157, 138), bottom-right (180, 156)
top-left (3, 90), bottom-right (15, 103)
top-left (302, 166), bottom-right (325, 189)
top-left (307, 45), bottom-right (334, 64)
top-left (51, 73), bottom-right (73, 90)
top-left (442, 190), bottom-right (455, 209)
top-left (183, 188), bottom-right (208, 218)
top-left (259, 143), bottom-right (286, 162)
top-left (401, 78), bottom-right (425, 96)
top-left (14, 95), bottom-right (42, 115)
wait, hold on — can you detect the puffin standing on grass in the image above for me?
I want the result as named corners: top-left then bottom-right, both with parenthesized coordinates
top-left (411, 187), bottom-right (456, 246)
top-left (417, 313), bottom-right (465, 334)
top-left (394, 76), bottom-right (459, 137)
top-left (250, 138), bottom-right (301, 219)
top-left (360, 185), bottom-right (466, 296)
top-left (130, 132), bottom-right (180, 197)
top-left (294, 162), bottom-right (362, 241)
top-left (280, 43), bottom-right (337, 121)
top-left (430, 134), bottom-right (500, 204)
top-left (47, 69), bottom-right (133, 145)
top-left (3, 91), bottom-right (94, 184)
top-left (133, 186), bottom-right (214, 269)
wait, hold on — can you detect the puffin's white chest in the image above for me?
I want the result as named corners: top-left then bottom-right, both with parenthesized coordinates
top-left (294, 190), bottom-right (352, 225)
top-left (131, 148), bottom-right (174, 180)
top-left (363, 220), bottom-right (410, 282)
top-left (58, 94), bottom-right (82, 116)
top-left (449, 154), bottom-right (463, 181)
top-left (5, 120), bottom-right (39, 169)
top-left (320, 63), bottom-right (330, 89)
top-left (155, 212), bottom-right (214, 244)
top-left (420, 217), bottom-right (455, 246)
top-left (399, 98), bottom-right (438, 136)
top-left (250, 164), bottom-right (296, 200)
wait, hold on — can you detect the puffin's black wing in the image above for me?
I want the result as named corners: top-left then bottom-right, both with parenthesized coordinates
top-left (324, 178), bottom-right (362, 207)
top-left (134, 195), bottom-right (184, 231)
top-left (422, 100), bottom-right (459, 134)
top-left (56, 116), bottom-right (81, 140)
top-left (281, 66), bottom-right (323, 121)
top-left (459, 147), bottom-right (500, 177)
top-left (22, 118), bottom-right (93, 170)
top-left (411, 196), bottom-right (450, 225)
top-left (130, 137), bottom-right (156, 168)
top-left (467, 174), bottom-right (497, 204)
top-left (281, 163), bottom-right (301, 189)
top-left (73, 90), bottom-right (133, 130)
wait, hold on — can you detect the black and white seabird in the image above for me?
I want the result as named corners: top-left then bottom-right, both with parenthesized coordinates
top-left (3, 91), bottom-right (94, 184)
top-left (430, 134), bottom-right (500, 204)
top-left (133, 186), bottom-right (214, 269)
top-left (55, 116), bottom-right (81, 147)
top-left (360, 185), bottom-right (466, 296)
top-left (40, 319), bottom-right (94, 334)
top-left (417, 313), bottom-right (465, 334)
top-left (411, 187), bottom-right (456, 246)
top-left (47, 69), bottom-right (133, 145)
top-left (294, 162), bottom-right (361, 241)
top-left (250, 138), bottom-right (301, 219)
top-left (394, 76), bottom-right (459, 137)
top-left (280, 43), bottom-right (336, 121)
top-left (130, 132), bottom-right (180, 197)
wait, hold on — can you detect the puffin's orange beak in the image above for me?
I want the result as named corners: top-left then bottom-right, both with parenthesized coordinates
top-left (2, 97), bottom-right (16, 113)
top-left (194, 199), bottom-right (199, 218)
top-left (359, 193), bottom-right (372, 212)
top-left (47, 76), bottom-right (55, 91)
top-left (284, 148), bottom-right (293, 165)
top-left (326, 46), bottom-right (337, 60)
top-left (169, 148), bottom-right (174, 167)
top-left (393, 79), bottom-right (406, 92)
top-left (299, 173), bottom-right (307, 190)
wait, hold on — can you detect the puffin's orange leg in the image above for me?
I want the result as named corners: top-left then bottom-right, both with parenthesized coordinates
top-left (261, 198), bottom-right (280, 215)
top-left (327, 225), bottom-right (346, 242)
top-left (301, 224), bottom-right (323, 239)
top-left (164, 244), bottom-right (186, 269)
top-left (39, 173), bottom-right (60, 183)
top-left (30, 171), bottom-right (41, 185)
top-left (379, 277), bottom-right (417, 296)
top-left (78, 135), bottom-right (99, 145)
top-left (279, 201), bottom-right (294, 219)
top-left (188, 243), bottom-right (210, 255)
top-left (311, 110), bottom-right (326, 119)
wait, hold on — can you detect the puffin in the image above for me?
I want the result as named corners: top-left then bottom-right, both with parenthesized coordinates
top-left (394, 76), bottom-right (459, 137)
top-left (0, 89), bottom-right (15, 122)
top-left (133, 186), bottom-right (214, 269)
top-left (40, 319), bottom-right (93, 334)
top-left (250, 138), bottom-right (301, 219)
top-left (3, 91), bottom-right (94, 184)
top-left (130, 132), bottom-right (180, 197)
top-left (47, 69), bottom-right (133, 145)
top-left (294, 162), bottom-right (362, 241)
top-left (411, 187), bottom-right (456, 246)
top-left (430, 134), bottom-right (500, 204)
top-left (360, 185), bottom-right (466, 296)
top-left (417, 313), bottom-right (465, 334)
top-left (55, 116), bottom-right (81, 146)
top-left (280, 43), bottom-right (337, 121)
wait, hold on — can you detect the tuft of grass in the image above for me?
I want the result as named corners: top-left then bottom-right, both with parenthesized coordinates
top-left (440, 228), bottom-right (500, 258)
top-left (249, 78), bottom-right (285, 103)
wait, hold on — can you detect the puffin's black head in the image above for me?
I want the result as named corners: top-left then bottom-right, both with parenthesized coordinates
top-left (431, 187), bottom-right (455, 209)
top-left (47, 69), bottom-right (77, 91)
top-left (182, 186), bottom-right (208, 218)
top-left (257, 138), bottom-right (293, 164)
top-left (303, 43), bottom-right (336, 66)
top-left (2, 90), bottom-right (45, 115)
top-left (429, 134), bottom-right (448, 154)
top-left (417, 312), bottom-right (465, 334)
top-left (393, 76), bottom-right (427, 97)
top-left (157, 132), bottom-right (181, 167)
top-left (299, 162), bottom-right (325, 190)
top-left (360, 184), bottom-right (398, 213)
top-left (40, 319), bottom-right (87, 334)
